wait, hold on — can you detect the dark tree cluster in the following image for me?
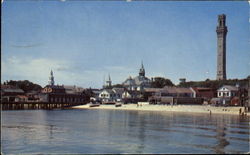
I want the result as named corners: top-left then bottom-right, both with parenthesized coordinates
top-left (151, 77), bottom-right (175, 88)
top-left (178, 78), bottom-right (249, 89)
top-left (3, 80), bottom-right (42, 92)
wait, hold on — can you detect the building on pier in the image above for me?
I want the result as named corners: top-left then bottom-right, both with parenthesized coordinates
top-left (1, 85), bottom-right (25, 102)
top-left (39, 85), bottom-right (88, 103)
top-left (38, 70), bottom-right (89, 103)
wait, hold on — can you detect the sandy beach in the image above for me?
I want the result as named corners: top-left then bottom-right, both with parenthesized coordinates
top-left (71, 103), bottom-right (249, 116)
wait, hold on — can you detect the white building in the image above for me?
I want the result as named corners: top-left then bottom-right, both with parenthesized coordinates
top-left (99, 88), bottom-right (125, 102)
top-left (217, 85), bottom-right (238, 98)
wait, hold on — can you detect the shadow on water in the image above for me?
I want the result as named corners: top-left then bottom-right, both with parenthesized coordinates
top-left (213, 125), bottom-right (229, 154)
top-left (137, 114), bottom-right (146, 153)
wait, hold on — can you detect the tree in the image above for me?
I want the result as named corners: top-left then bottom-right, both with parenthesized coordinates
top-left (151, 77), bottom-right (174, 88)
top-left (5, 80), bottom-right (42, 92)
top-left (178, 78), bottom-right (248, 89)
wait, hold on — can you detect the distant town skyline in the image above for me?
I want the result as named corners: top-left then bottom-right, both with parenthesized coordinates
top-left (2, 1), bottom-right (249, 88)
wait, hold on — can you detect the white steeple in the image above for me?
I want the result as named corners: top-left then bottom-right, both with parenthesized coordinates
top-left (48, 70), bottom-right (55, 86)
top-left (106, 74), bottom-right (112, 88)
top-left (139, 61), bottom-right (145, 77)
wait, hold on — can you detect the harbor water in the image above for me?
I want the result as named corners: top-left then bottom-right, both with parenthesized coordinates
top-left (2, 109), bottom-right (249, 154)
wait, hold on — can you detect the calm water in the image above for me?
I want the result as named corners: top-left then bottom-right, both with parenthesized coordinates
top-left (2, 109), bottom-right (250, 154)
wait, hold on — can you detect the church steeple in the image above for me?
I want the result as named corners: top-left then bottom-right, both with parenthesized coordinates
top-left (139, 61), bottom-right (145, 77)
top-left (105, 74), bottom-right (112, 88)
top-left (48, 70), bottom-right (55, 86)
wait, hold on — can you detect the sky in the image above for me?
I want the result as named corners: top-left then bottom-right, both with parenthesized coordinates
top-left (2, 0), bottom-right (250, 88)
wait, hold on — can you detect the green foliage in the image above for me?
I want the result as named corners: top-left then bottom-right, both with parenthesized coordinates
top-left (83, 88), bottom-right (95, 98)
top-left (112, 84), bottom-right (124, 88)
top-left (5, 80), bottom-right (42, 92)
top-left (178, 78), bottom-right (249, 89)
top-left (151, 77), bottom-right (175, 88)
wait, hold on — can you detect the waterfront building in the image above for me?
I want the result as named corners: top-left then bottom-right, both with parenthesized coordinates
top-left (217, 85), bottom-right (238, 98)
top-left (99, 89), bottom-right (116, 102)
top-left (38, 71), bottom-right (89, 103)
top-left (99, 88), bottom-right (125, 102)
top-left (209, 85), bottom-right (239, 106)
top-left (190, 87), bottom-right (216, 100)
top-left (122, 62), bottom-right (151, 91)
top-left (63, 85), bottom-right (85, 94)
top-left (39, 85), bottom-right (88, 103)
top-left (216, 14), bottom-right (228, 80)
top-left (147, 86), bottom-right (203, 105)
top-left (1, 85), bottom-right (25, 102)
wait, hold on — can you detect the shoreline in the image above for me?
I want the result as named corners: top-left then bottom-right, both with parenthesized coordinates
top-left (71, 104), bottom-right (249, 116)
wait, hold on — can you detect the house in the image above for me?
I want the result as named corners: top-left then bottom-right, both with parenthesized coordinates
top-left (112, 88), bottom-right (125, 101)
top-left (161, 86), bottom-right (194, 98)
top-left (148, 86), bottom-right (202, 105)
top-left (99, 88), bottom-right (125, 103)
top-left (122, 89), bottom-right (143, 103)
top-left (99, 89), bottom-right (116, 103)
top-left (1, 85), bottom-right (25, 102)
top-left (217, 85), bottom-right (239, 98)
top-left (191, 87), bottom-right (216, 100)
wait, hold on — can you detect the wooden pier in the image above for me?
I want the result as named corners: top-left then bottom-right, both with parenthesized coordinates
top-left (1, 102), bottom-right (86, 110)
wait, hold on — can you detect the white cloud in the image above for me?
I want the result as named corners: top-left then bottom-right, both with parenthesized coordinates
top-left (2, 56), bottom-right (71, 87)
top-left (1, 56), bottom-right (140, 88)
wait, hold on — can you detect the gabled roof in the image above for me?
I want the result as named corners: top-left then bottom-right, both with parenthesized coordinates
top-left (2, 88), bottom-right (24, 93)
top-left (62, 85), bottom-right (85, 94)
top-left (112, 88), bottom-right (125, 94)
top-left (123, 75), bottom-right (151, 86)
top-left (162, 86), bottom-right (193, 94)
top-left (144, 88), bottom-right (163, 93)
top-left (101, 89), bottom-right (115, 94)
top-left (218, 85), bottom-right (238, 91)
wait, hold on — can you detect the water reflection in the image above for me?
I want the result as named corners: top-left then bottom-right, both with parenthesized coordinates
top-left (2, 110), bottom-right (250, 154)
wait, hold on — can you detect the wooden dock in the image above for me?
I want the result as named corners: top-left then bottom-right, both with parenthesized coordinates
top-left (1, 102), bottom-right (86, 110)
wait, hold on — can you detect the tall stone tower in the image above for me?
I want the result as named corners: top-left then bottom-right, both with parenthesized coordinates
top-left (216, 14), bottom-right (228, 80)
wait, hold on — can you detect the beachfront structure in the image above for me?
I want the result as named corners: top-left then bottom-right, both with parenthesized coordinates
top-left (1, 85), bottom-right (25, 102)
top-left (122, 62), bottom-right (151, 91)
top-left (121, 89), bottom-right (143, 103)
top-left (147, 86), bottom-right (203, 105)
top-left (39, 85), bottom-right (88, 103)
top-left (217, 85), bottom-right (238, 98)
top-left (99, 89), bottom-right (116, 102)
top-left (216, 14), bottom-right (228, 80)
top-left (99, 88), bottom-right (125, 102)
top-left (158, 86), bottom-right (194, 98)
top-left (190, 87), bottom-right (216, 100)
top-left (39, 72), bottom-right (88, 103)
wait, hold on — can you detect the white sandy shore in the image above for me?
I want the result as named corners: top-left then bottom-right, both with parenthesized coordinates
top-left (71, 103), bottom-right (249, 116)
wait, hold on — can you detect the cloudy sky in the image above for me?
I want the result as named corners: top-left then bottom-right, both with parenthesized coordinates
top-left (2, 0), bottom-right (249, 88)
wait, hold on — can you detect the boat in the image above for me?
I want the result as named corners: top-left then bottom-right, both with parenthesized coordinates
top-left (115, 103), bottom-right (122, 107)
top-left (89, 103), bottom-right (100, 107)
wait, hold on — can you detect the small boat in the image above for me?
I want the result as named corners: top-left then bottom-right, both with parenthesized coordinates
top-left (115, 103), bottom-right (122, 107)
top-left (89, 103), bottom-right (100, 107)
